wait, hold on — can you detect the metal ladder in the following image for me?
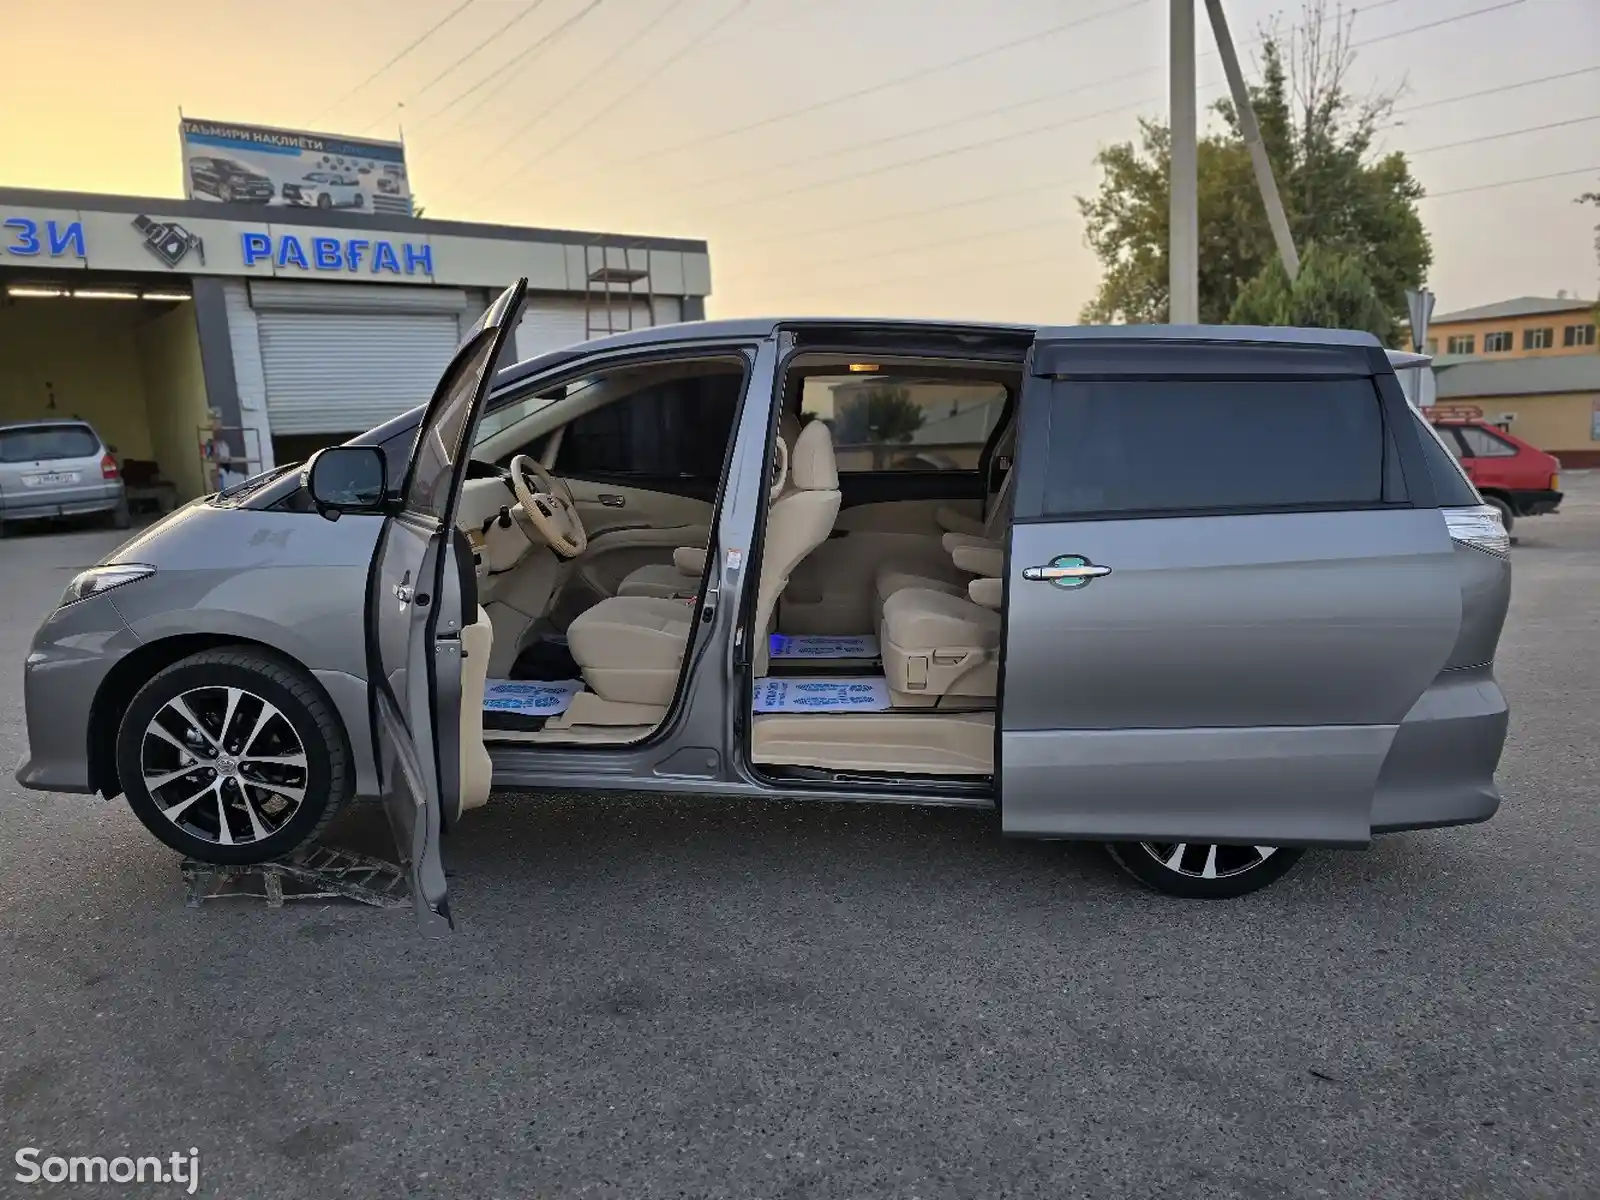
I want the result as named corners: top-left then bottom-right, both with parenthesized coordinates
top-left (583, 237), bottom-right (655, 341)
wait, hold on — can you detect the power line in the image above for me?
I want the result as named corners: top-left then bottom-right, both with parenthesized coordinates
top-left (422, 0), bottom-right (608, 133)
top-left (475, 0), bottom-right (756, 202)
top-left (436, 0), bottom-right (695, 191)
top-left (568, 0), bottom-right (1151, 181)
top-left (646, 0), bottom-right (1521, 211)
top-left (369, 0), bottom-right (558, 128)
top-left (1410, 112), bottom-right (1600, 156)
top-left (1423, 164), bottom-right (1600, 198)
top-left (1392, 64), bottom-right (1600, 116)
top-left (310, 0), bottom-right (480, 125)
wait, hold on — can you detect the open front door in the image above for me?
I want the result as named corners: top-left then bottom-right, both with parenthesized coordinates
top-left (999, 329), bottom-right (1464, 846)
top-left (367, 280), bottom-right (527, 933)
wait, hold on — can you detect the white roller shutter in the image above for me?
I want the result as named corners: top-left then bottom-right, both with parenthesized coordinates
top-left (512, 294), bottom-right (677, 361)
top-left (258, 311), bottom-right (460, 435)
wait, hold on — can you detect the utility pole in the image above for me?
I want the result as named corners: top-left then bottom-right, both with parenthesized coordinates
top-left (1204, 0), bottom-right (1299, 281)
top-left (1169, 0), bottom-right (1199, 324)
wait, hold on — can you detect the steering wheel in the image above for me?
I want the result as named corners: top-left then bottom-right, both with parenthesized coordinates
top-left (507, 454), bottom-right (588, 558)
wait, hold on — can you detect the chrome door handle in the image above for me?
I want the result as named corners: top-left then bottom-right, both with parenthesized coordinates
top-left (1022, 557), bottom-right (1112, 588)
top-left (393, 583), bottom-right (413, 603)
top-left (598, 493), bottom-right (626, 508)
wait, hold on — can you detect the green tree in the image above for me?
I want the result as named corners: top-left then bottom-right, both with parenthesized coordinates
top-left (833, 386), bottom-right (924, 470)
top-left (1077, 0), bottom-right (1430, 338)
top-left (1229, 241), bottom-right (1393, 340)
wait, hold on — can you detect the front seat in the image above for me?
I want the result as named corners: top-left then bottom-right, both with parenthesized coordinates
top-left (752, 420), bottom-right (841, 677)
top-left (617, 410), bottom-right (803, 600)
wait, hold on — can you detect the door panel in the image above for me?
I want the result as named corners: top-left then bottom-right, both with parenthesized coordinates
top-left (999, 331), bottom-right (1463, 847)
top-left (366, 279), bottom-right (526, 933)
top-left (559, 477), bottom-right (714, 596)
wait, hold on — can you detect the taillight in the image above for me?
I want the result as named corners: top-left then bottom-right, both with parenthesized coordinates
top-left (1445, 505), bottom-right (1510, 557)
top-left (100, 453), bottom-right (119, 480)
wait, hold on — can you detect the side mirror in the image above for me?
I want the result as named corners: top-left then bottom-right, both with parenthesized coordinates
top-left (302, 446), bottom-right (388, 522)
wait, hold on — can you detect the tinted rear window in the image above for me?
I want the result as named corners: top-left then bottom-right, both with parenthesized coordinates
top-left (0, 425), bottom-right (100, 463)
top-left (1038, 378), bottom-right (1388, 517)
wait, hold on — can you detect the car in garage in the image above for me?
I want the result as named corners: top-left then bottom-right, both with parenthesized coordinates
top-left (0, 418), bottom-right (130, 535)
top-left (14, 284), bottom-right (1515, 929)
top-left (188, 156), bottom-right (276, 204)
top-left (282, 171), bottom-right (365, 210)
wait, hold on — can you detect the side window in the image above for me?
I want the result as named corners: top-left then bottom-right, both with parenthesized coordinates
top-left (1455, 425), bottom-right (1518, 458)
top-left (1036, 378), bottom-right (1392, 518)
top-left (798, 374), bottom-right (1007, 473)
top-left (556, 373), bottom-right (741, 479)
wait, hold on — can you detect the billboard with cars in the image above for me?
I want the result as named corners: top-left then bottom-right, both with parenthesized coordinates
top-left (178, 117), bottom-right (413, 217)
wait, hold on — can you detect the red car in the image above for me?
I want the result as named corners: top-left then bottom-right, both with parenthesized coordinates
top-left (1423, 405), bottom-right (1562, 532)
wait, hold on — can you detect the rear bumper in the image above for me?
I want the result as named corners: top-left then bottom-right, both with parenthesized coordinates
top-left (1, 483), bottom-right (124, 522)
top-left (1370, 666), bottom-right (1508, 834)
top-left (1507, 488), bottom-right (1562, 516)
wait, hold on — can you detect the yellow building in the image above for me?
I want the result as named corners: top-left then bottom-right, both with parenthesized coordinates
top-left (1425, 295), bottom-right (1597, 358)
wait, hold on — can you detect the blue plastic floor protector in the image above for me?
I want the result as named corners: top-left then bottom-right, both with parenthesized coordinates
top-left (752, 677), bottom-right (893, 713)
top-left (483, 679), bottom-right (585, 718)
top-left (768, 634), bottom-right (880, 660)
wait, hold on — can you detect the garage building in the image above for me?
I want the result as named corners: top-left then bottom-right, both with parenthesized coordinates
top-left (0, 186), bottom-right (711, 504)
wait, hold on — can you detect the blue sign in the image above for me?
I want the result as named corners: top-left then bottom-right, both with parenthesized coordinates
top-left (3, 217), bottom-right (86, 260)
top-left (240, 232), bottom-right (431, 276)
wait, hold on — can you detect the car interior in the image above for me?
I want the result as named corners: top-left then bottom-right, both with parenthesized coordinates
top-left (444, 341), bottom-right (1021, 791)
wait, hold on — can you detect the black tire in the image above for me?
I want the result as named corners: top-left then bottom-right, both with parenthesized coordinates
top-left (1106, 841), bottom-right (1305, 899)
top-left (116, 648), bottom-right (352, 864)
top-left (316, 193), bottom-right (332, 209)
top-left (108, 499), bottom-right (132, 531)
top-left (218, 183), bottom-right (234, 203)
top-left (1484, 494), bottom-right (1514, 533)
top-left (354, 193), bottom-right (364, 207)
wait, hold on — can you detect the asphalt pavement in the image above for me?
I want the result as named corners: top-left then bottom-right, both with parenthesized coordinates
top-left (1, 484), bottom-right (1596, 1199)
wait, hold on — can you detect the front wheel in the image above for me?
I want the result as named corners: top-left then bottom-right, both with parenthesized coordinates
top-left (1106, 841), bottom-right (1305, 899)
top-left (116, 648), bottom-right (352, 864)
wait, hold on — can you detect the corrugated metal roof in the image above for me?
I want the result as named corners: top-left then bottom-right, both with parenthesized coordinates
top-left (1431, 296), bottom-right (1594, 324)
top-left (1434, 354), bottom-right (1600, 398)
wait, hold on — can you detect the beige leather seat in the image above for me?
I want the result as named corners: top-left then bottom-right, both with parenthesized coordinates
top-left (617, 411), bottom-right (802, 600)
top-left (459, 606), bottom-right (494, 811)
top-left (754, 420), bottom-right (842, 677)
top-left (880, 582), bottom-right (1001, 705)
top-left (565, 593), bottom-right (696, 706)
top-left (871, 454), bottom-right (1017, 627)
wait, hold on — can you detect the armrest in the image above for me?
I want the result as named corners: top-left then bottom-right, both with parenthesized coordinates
top-left (935, 504), bottom-right (986, 538)
top-left (941, 530), bottom-right (999, 555)
top-left (672, 545), bottom-right (708, 576)
top-left (951, 544), bottom-right (1004, 578)
top-left (968, 578), bottom-right (1002, 610)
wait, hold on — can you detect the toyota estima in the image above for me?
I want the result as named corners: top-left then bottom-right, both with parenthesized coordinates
top-left (17, 280), bottom-right (1513, 931)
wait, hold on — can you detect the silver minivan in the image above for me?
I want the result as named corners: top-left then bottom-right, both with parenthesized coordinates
top-left (0, 418), bottom-right (130, 534)
top-left (16, 282), bottom-right (1513, 929)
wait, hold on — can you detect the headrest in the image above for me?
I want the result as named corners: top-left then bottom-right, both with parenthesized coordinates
top-left (791, 420), bottom-right (838, 491)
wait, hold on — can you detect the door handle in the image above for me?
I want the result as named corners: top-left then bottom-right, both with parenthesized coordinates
top-left (1022, 556), bottom-right (1112, 587)
top-left (597, 493), bottom-right (626, 508)
top-left (393, 583), bottom-right (413, 604)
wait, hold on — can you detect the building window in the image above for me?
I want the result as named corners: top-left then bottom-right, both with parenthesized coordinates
top-left (1523, 327), bottom-right (1554, 350)
top-left (1483, 331), bottom-right (1514, 353)
top-left (1446, 334), bottom-right (1476, 355)
top-left (1564, 323), bottom-right (1597, 347)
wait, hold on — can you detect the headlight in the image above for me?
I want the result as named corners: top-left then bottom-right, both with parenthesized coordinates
top-left (59, 564), bottom-right (154, 608)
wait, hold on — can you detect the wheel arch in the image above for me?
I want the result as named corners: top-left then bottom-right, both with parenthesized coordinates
top-left (88, 634), bottom-right (352, 799)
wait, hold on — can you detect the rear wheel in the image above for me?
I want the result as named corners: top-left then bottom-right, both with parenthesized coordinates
top-left (116, 649), bottom-right (352, 864)
top-left (1484, 494), bottom-right (1515, 533)
top-left (1106, 841), bottom-right (1305, 899)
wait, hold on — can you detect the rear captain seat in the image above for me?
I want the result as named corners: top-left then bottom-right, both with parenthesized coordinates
top-left (879, 583), bottom-right (1001, 707)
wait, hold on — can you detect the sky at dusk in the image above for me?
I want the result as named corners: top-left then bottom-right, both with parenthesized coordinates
top-left (2, 0), bottom-right (1596, 321)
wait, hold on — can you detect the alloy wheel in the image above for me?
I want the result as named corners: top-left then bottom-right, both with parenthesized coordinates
top-left (139, 685), bottom-right (308, 847)
top-left (1137, 842), bottom-right (1278, 880)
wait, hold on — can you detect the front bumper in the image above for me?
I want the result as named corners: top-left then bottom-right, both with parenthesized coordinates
top-left (14, 592), bottom-right (143, 794)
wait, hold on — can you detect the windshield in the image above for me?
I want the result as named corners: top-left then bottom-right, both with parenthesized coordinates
top-left (0, 425), bottom-right (99, 463)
